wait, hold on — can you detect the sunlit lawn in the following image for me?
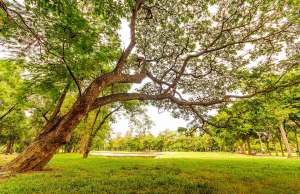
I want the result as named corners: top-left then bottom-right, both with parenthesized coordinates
top-left (0, 152), bottom-right (299, 194)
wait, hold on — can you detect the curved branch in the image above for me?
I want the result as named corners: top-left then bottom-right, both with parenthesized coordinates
top-left (92, 105), bottom-right (121, 137)
top-left (91, 75), bottom-right (300, 111)
top-left (91, 92), bottom-right (169, 111)
top-left (115, 0), bottom-right (145, 72)
top-left (189, 106), bottom-right (228, 130)
top-left (89, 107), bottom-right (102, 135)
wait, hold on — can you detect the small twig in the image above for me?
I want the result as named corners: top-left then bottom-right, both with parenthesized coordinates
top-left (0, 104), bottom-right (17, 121)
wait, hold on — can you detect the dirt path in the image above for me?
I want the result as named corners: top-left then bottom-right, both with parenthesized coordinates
top-left (90, 152), bottom-right (161, 157)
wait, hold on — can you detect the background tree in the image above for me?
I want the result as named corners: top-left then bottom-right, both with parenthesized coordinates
top-left (208, 78), bottom-right (300, 157)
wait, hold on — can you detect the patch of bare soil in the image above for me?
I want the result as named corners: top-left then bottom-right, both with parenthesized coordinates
top-left (90, 152), bottom-right (161, 157)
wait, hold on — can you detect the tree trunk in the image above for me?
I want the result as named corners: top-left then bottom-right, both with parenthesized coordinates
top-left (5, 138), bottom-right (14, 154)
top-left (246, 138), bottom-right (251, 155)
top-left (294, 129), bottom-right (300, 157)
top-left (273, 142), bottom-right (278, 156)
top-left (1, 99), bottom-right (90, 172)
top-left (279, 124), bottom-right (292, 158)
top-left (240, 143), bottom-right (245, 154)
top-left (79, 133), bottom-right (89, 154)
top-left (258, 133), bottom-right (264, 154)
top-left (82, 135), bottom-right (93, 159)
top-left (277, 132), bottom-right (284, 156)
top-left (0, 70), bottom-right (116, 173)
top-left (266, 141), bottom-right (271, 156)
top-left (79, 115), bottom-right (90, 154)
top-left (81, 109), bottom-right (100, 159)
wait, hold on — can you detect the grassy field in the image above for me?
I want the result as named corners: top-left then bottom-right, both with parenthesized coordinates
top-left (0, 152), bottom-right (300, 194)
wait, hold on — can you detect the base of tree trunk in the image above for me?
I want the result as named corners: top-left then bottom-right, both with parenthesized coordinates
top-left (5, 139), bottom-right (14, 154)
top-left (1, 139), bottom-right (61, 173)
top-left (279, 124), bottom-right (292, 158)
top-left (82, 150), bottom-right (89, 159)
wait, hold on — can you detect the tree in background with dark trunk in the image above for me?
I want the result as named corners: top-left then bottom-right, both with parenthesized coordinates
top-left (279, 122), bottom-right (292, 158)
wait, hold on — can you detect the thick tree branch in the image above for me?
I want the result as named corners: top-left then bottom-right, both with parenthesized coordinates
top-left (91, 75), bottom-right (300, 111)
top-left (91, 93), bottom-right (169, 111)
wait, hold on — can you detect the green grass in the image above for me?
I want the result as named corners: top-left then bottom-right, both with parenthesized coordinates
top-left (0, 152), bottom-right (300, 194)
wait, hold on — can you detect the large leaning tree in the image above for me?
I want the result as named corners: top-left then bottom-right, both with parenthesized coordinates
top-left (0, 0), bottom-right (299, 173)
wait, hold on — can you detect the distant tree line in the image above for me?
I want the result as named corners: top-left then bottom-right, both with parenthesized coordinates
top-left (98, 120), bottom-right (299, 156)
top-left (103, 130), bottom-right (215, 152)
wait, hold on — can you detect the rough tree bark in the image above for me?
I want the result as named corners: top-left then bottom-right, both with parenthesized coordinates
top-left (1, 110), bottom-right (81, 172)
top-left (1, 77), bottom-right (103, 172)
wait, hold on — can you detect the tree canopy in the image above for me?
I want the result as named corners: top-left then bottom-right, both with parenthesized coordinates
top-left (0, 0), bottom-right (299, 173)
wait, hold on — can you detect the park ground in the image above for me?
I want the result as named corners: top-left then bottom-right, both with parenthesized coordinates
top-left (0, 152), bottom-right (300, 194)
